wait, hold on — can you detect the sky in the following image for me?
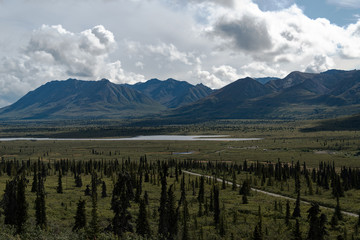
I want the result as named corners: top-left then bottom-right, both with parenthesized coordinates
top-left (0, 0), bottom-right (360, 107)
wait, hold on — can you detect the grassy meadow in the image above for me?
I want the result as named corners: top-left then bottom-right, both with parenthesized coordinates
top-left (0, 119), bottom-right (359, 239)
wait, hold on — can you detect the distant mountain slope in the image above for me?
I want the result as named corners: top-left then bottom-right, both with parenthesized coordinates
top-left (167, 69), bottom-right (360, 121)
top-left (1, 69), bottom-right (360, 121)
top-left (0, 79), bottom-right (165, 120)
top-left (126, 78), bottom-right (213, 108)
top-left (265, 71), bottom-right (316, 91)
top-left (167, 77), bottom-right (275, 120)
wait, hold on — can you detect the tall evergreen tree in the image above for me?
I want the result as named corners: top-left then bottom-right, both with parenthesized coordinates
top-left (213, 185), bottom-right (220, 226)
top-left (334, 196), bottom-right (343, 221)
top-left (253, 225), bottom-right (263, 240)
top-left (101, 181), bottom-right (107, 198)
top-left (166, 185), bottom-right (178, 240)
top-left (307, 202), bottom-right (328, 240)
top-left (293, 192), bottom-right (301, 218)
top-left (75, 174), bottom-right (83, 188)
top-left (136, 198), bottom-right (150, 237)
top-left (35, 172), bottom-right (47, 230)
top-left (181, 199), bottom-right (189, 240)
top-left (285, 200), bottom-right (291, 226)
top-left (56, 170), bottom-right (63, 194)
top-left (3, 179), bottom-right (17, 225)
top-left (111, 172), bottom-right (134, 236)
top-left (158, 163), bottom-right (168, 238)
top-left (181, 194), bottom-right (189, 240)
top-left (73, 199), bottom-right (86, 232)
top-left (198, 176), bottom-right (205, 204)
top-left (15, 175), bottom-right (28, 234)
top-left (31, 164), bottom-right (38, 192)
top-left (88, 171), bottom-right (99, 238)
top-left (292, 219), bottom-right (302, 240)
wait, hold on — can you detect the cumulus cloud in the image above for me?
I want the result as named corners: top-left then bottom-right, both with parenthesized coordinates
top-left (213, 15), bottom-right (272, 52)
top-left (0, 24), bottom-right (144, 107)
top-left (240, 62), bottom-right (287, 78)
top-left (198, 2), bottom-right (360, 71)
top-left (191, 66), bottom-right (223, 89)
top-left (212, 65), bottom-right (240, 81)
top-left (305, 55), bottom-right (334, 73)
top-left (190, 64), bottom-right (240, 89)
top-left (147, 43), bottom-right (194, 65)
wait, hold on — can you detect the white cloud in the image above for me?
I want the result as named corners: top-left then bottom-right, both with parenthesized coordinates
top-left (240, 62), bottom-right (287, 78)
top-left (305, 55), bottom-right (334, 73)
top-left (198, 2), bottom-right (360, 70)
top-left (190, 64), bottom-right (240, 89)
top-left (0, 24), bottom-right (144, 107)
top-left (190, 65), bottom-right (223, 89)
top-left (147, 43), bottom-right (194, 65)
top-left (212, 65), bottom-right (240, 81)
top-left (1, 0), bottom-right (360, 107)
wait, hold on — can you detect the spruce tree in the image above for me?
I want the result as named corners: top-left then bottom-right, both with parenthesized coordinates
top-left (292, 191), bottom-right (301, 218)
top-left (84, 185), bottom-right (91, 196)
top-left (292, 218), bottom-right (302, 240)
top-left (198, 176), bottom-right (205, 204)
top-left (3, 179), bottom-right (17, 225)
top-left (285, 200), bottom-right (290, 226)
top-left (242, 194), bottom-right (248, 204)
top-left (213, 185), bottom-right (220, 226)
top-left (56, 170), bottom-right (63, 194)
top-left (75, 174), bottom-right (83, 188)
top-left (181, 196), bottom-right (189, 240)
top-left (101, 181), bottom-right (107, 198)
top-left (88, 171), bottom-right (99, 238)
top-left (31, 164), bottom-right (38, 192)
top-left (111, 172), bottom-right (133, 236)
top-left (257, 206), bottom-right (263, 238)
top-left (35, 172), bottom-right (47, 230)
top-left (158, 163), bottom-right (168, 238)
top-left (166, 185), bottom-right (178, 240)
top-left (239, 179), bottom-right (251, 196)
top-left (334, 196), bottom-right (343, 221)
top-left (253, 225), bottom-right (263, 240)
top-left (307, 202), bottom-right (328, 240)
top-left (16, 175), bottom-right (28, 234)
top-left (136, 198), bottom-right (151, 237)
top-left (144, 191), bottom-right (149, 205)
top-left (73, 199), bottom-right (86, 232)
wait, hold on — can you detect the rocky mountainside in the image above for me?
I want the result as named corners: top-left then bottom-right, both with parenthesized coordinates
top-left (126, 78), bottom-right (213, 108)
top-left (0, 79), bottom-right (166, 119)
top-left (167, 69), bottom-right (360, 121)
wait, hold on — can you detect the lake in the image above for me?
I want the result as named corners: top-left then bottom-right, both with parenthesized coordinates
top-left (0, 135), bottom-right (262, 142)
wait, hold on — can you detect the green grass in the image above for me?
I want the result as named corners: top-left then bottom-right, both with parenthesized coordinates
top-left (0, 120), bottom-right (360, 239)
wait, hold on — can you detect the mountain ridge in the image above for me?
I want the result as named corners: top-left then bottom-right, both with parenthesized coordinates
top-left (0, 69), bottom-right (359, 121)
top-left (125, 78), bottom-right (213, 108)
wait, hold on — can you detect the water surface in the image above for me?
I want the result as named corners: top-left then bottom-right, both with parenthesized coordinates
top-left (0, 135), bottom-right (262, 142)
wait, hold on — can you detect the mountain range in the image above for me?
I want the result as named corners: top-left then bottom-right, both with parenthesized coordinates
top-left (0, 69), bottom-right (359, 121)
top-left (0, 78), bottom-right (212, 119)
top-left (165, 69), bottom-right (360, 122)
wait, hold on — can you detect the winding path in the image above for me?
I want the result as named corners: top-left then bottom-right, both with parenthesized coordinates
top-left (182, 170), bottom-right (358, 218)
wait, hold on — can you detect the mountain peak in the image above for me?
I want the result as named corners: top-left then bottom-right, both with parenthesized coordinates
top-left (0, 79), bottom-right (165, 120)
top-left (100, 78), bottom-right (110, 82)
top-left (126, 78), bottom-right (213, 108)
